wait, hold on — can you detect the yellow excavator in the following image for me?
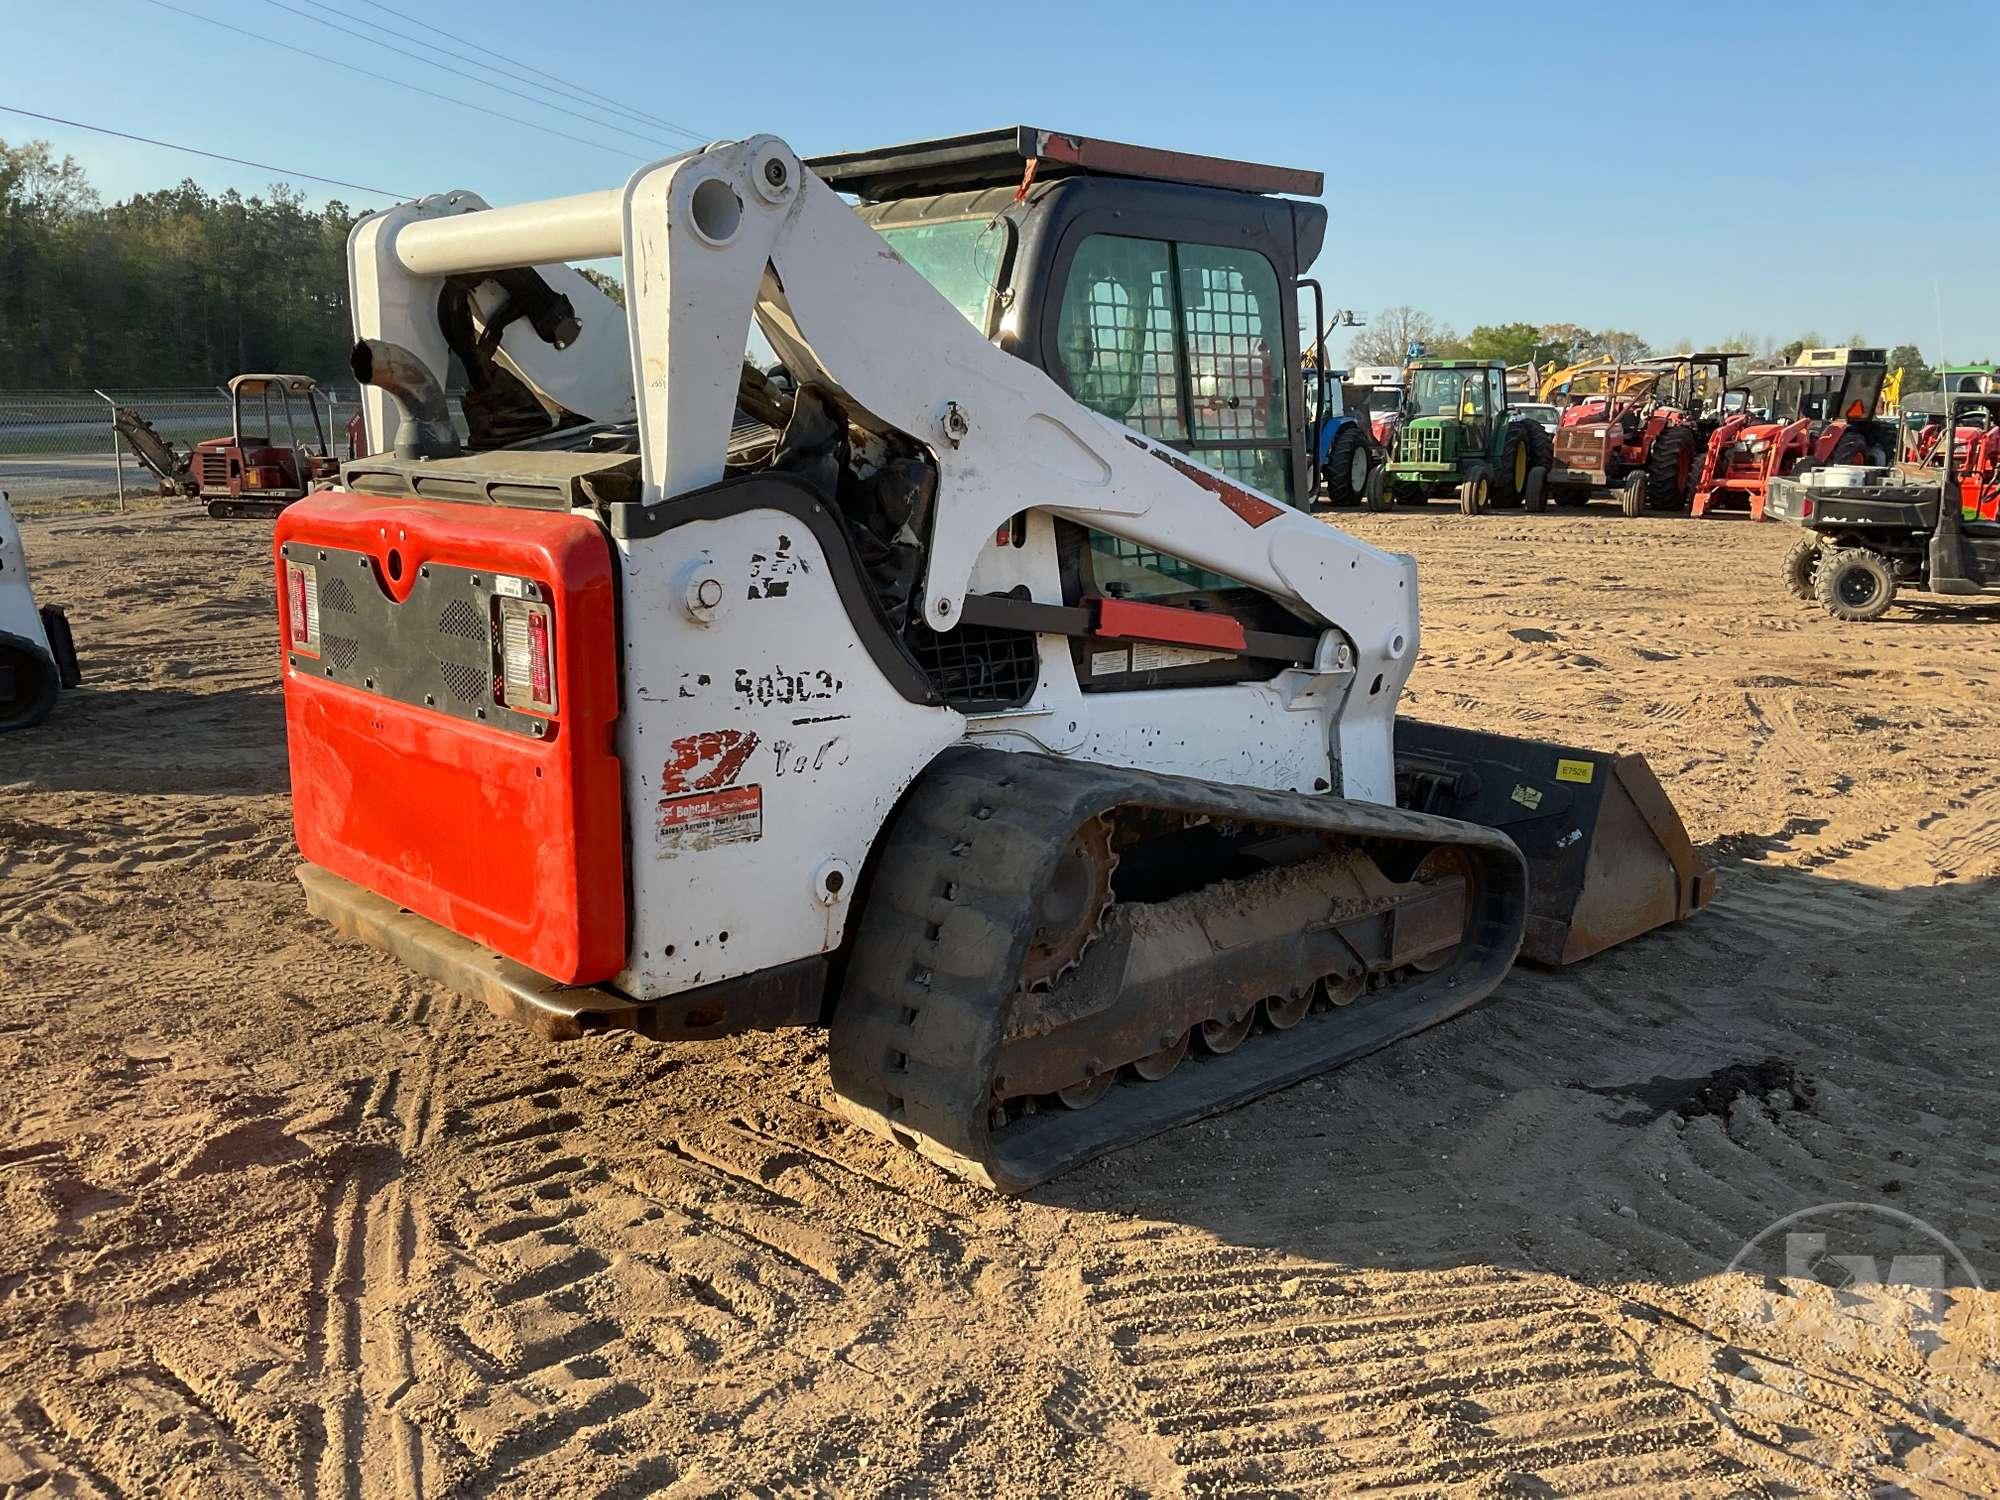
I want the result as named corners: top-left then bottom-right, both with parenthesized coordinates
top-left (1538, 357), bottom-right (1663, 405)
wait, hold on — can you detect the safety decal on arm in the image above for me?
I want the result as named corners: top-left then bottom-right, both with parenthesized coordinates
top-left (1124, 434), bottom-right (1284, 527)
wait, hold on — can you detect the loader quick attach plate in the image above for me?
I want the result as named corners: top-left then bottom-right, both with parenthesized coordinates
top-left (1393, 720), bottom-right (1716, 965)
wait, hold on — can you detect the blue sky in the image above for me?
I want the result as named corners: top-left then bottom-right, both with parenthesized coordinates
top-left (6, 0), bottom-right (1995, 361)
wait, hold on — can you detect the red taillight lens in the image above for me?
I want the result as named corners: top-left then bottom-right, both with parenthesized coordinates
top-left (498, 594), bottom-right (556, 715)
top-left (1800, 497), bottom-right (1815, 519)
top-left (527, 608), bottom-right (552, 703)
top-left (285, 560), bottom-right (320, 657)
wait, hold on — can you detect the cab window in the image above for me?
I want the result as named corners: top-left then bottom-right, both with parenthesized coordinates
top-left (1177, 243), bottom-right (1290, 499)
top-left (1054, 522), bottom-right (1315, 694)
top-left (1053, 235), bottom-right (1184, 440)
top-left (874, 217), bottom-right (1008, 337)
top-left (1055, 233), bottom-right (1293, 503)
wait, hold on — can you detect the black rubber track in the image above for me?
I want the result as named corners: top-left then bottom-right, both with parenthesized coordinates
top-left (206, 499), bottom-right (293, 520)
top-left (827, 746), bottom-right (1528, 1192)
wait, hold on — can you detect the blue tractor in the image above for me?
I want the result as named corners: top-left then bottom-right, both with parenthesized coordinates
top-left (1303, 365), bottom-right (1386, 508)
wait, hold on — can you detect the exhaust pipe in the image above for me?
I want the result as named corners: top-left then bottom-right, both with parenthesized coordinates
top-left (351, 339), bottom-right (462, 461)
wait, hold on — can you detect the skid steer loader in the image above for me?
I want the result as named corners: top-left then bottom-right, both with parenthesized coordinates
top-left (1, 490), bottom-right (82, 732)
top-left (277, 128), bottom-right (1712, 1192)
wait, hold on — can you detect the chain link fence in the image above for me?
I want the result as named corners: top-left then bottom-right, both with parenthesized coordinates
top-left (0, 386), bottom-right (460, 508)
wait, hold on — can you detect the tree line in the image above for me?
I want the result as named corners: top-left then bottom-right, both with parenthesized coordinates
top-left (1, 138), bottom-right (359, 389)
top-left (1342, 306), bottom-right (1972, 397)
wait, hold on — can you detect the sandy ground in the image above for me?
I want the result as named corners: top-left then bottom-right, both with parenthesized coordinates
top-left (4, 499), bottom-right (2000, 1498)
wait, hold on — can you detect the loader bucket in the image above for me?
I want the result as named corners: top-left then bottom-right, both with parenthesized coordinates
top-left (1393, 720), bottom-right (1715, 965)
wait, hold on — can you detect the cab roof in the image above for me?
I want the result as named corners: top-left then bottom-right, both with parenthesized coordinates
top-left (229, 373), bottom-right (319, 397)
top-left (806, 125), bottom-right (1322, 202)
top-left (1794, 347), bottom-right (1887, 368)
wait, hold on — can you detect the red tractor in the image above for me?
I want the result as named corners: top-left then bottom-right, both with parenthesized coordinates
top-left (1546, 352), bottom-right (1746, 515)
top-left (191, 375), bottom-right (345, 519)
top-left (1691, 347), bottom-right (1894, 520)
top-left (116, 374), bottom-right (348, 520)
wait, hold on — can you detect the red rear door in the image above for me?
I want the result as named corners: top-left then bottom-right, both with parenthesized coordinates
top-left (274, 491), bottom-right (624, 984)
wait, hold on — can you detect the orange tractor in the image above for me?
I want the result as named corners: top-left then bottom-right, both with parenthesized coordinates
top-left (1546, 352), bottom-right (1746, 515)
top-left (1691, 347), bottom-right (1895, 520)
top-left (116, 374), bottom-right (353, 520)
top-left (1897, 389), bottom-right (2000, 476)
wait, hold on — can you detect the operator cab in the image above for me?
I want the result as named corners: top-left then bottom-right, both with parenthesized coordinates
top-left (1636, 352), bottom-right (1747, 424)
top-left (1752, 353), bottom-right (1886, 429)
top-left (1302, 367), bottom-right (1348, 424)
top-left (809, 126), bottom-right (1327, 507)
top-left (1791, 347), bottom-right (1888, 425)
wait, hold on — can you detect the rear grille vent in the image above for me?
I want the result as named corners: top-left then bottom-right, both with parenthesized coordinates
top-left (323, 635), bottom-right (361, 669)
top-left (197, 452), bottom-right (229, 485)
top-left (320, 576), bottom-right (356, 615)
top-left (438, 599), bottom-right (485, 640)
top-left (906, 621), bottom-right (1039, 711)
top-left (438, 659), bottom-right (487, 704)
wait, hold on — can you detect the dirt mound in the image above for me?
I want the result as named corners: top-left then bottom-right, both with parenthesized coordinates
top-left (1583, 1056), bottom-right (1817, 1122)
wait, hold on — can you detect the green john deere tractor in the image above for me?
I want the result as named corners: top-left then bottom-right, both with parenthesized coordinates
top-left (1384, 358), bottom-right (1554, 513)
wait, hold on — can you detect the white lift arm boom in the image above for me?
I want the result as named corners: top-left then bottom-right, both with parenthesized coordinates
top-left (346, 135), bottom-right (1420, 802)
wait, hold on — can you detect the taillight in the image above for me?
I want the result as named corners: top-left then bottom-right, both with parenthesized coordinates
top-left (285, 560), bottom-right (320, 657)
top-left (498, 594), bottom-right (556, 715)
top-left (528, 609), bottom-right (552, 702)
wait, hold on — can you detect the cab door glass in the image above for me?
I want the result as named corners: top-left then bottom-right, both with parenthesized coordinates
top-left (1054, 235), bottom-right (1184, 440)
top-left (1463, 369), bottom-right (1493, 448)
top-left (1178, 243), bottom-right (1291, 500)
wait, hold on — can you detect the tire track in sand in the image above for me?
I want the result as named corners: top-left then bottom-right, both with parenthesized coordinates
top-left (1081, 1235), bottom-right (1744, 1496)
top-left (302, 1022), bottom-right (451, 1500)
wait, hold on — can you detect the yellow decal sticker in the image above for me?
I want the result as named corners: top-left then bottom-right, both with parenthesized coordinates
top-left (1555, 758), bottom-right (1595, 784)
top-left (1510, 784), bottom-right (1544, 811)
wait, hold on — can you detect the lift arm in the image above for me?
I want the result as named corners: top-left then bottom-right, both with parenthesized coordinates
top-left (345, 136), bottom-right (1422, 801)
